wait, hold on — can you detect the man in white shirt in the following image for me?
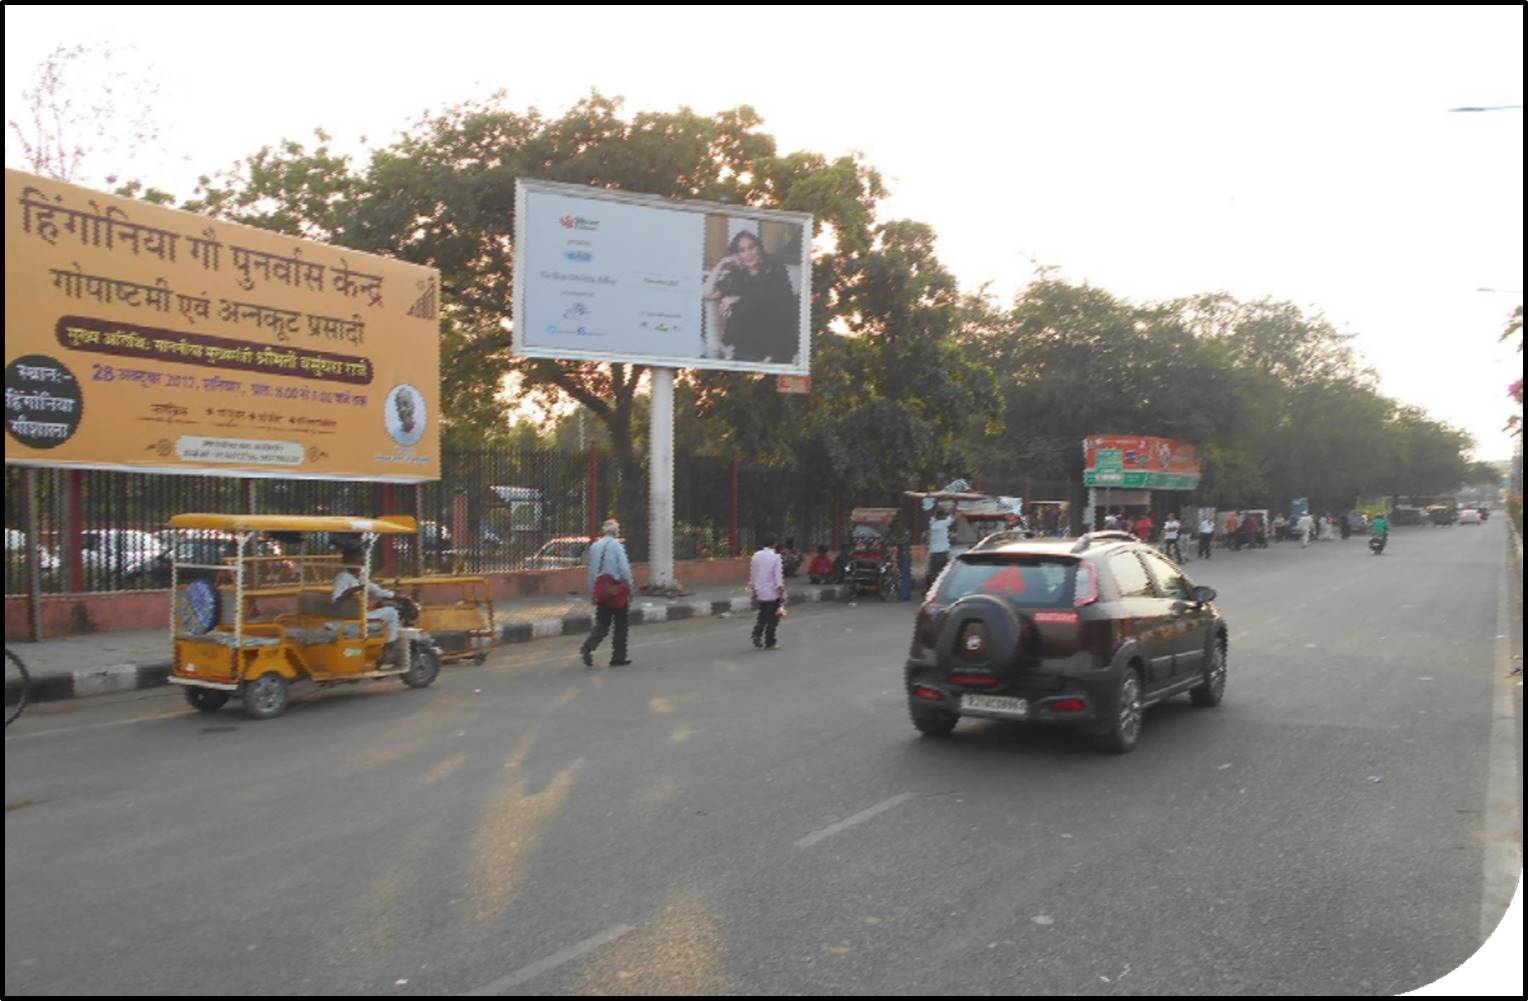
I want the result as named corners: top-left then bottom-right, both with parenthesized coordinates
top-left (333, 543), bottom-right (403, 665)
top-left (581, 519), bottom-right (634, 668)
top-left (1162, 513), bottom-right (1183, 563)
top-left (1197, 514), bottom-right (1217, 560)
top-left (749, 535), bottom-right (786, 650)
top-left (925, 504), bottom-right (954, 591)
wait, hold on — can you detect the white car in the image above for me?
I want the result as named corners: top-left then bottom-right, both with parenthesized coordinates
top-left (1457, 508), bottom-right (1482, 526)
top-left (5, 528), bottom-right (60, 571)
top-left (525, 536), bottom-right (592, 570)
top-left (79, 529), bottom-right (165, 581)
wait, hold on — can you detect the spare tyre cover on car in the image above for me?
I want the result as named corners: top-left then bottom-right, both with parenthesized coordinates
top-left (933, 593), bottom-right (1036, 678)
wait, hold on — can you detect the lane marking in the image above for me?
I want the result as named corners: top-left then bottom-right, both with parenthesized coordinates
top-left (467, 923), bottom-right (636, 995)
top-left (795, 792), bottom-right (916, 848)
top-left (6, 709), bottom-right (186, 740)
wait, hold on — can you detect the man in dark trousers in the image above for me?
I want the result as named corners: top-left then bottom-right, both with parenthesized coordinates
top-left (749, 534), bottom-right (786, 650)
top-left (580, 519), bottom-right (633, 668)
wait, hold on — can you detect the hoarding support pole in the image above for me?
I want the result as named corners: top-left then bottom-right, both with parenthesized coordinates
top-left (24, 467), bottom-right (45, 642)
top-left (647, 367), bottom-right (682, 594)
top-left (414, 484), bottom-right (425, 577)
top-left (730, 455), bottom-right (741, 558)
top-left (587, 446), bottom-right (600, 540)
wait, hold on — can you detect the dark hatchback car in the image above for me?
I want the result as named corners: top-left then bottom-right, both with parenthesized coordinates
top-left (905, 531), bottom-right (1228, 752)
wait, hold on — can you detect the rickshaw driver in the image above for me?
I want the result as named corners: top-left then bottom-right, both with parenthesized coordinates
top-left (333, 542), bottom-right (404, 666)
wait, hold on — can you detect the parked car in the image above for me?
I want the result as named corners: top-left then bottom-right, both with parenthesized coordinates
top-left (5, 528), bottom-right (60, 572)
top-left (905, 530), bottom-right (1228, 753)
top-left (525, 536), bottom-right (592, 570)
top-left (79, 529), bottom-right (165, 585)
top-left (148, 532), bottom-right (295, 587)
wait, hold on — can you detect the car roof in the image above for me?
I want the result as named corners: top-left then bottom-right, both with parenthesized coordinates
top-left (963, 532), bottom-right (1145, 560)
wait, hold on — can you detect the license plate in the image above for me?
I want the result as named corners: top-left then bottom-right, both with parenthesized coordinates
top-left (959, 694), bottom-right (1029, 719)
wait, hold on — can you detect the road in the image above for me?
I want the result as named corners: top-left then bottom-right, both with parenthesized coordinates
top-left (4, 523), bottom-right (1521, 995)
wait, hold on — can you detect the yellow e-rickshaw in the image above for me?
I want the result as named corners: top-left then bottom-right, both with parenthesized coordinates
top-left (166, 513), bottom-right (442, 720)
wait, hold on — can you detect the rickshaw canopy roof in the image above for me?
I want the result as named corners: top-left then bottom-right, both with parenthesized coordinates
top-left (168, 514), bottom-right (419, 535)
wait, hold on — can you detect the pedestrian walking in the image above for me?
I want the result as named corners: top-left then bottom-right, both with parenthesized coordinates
top-left (749, 535), bottom-right (786, 650)
top-left (1198, 513), bottom-right (1216, 559)
top-left (1133, 511), bottom-right (1156, 543)
top-left (580, 519), bottom-right (633, 668)
top-left (1297, 512), bottom-right (1315, 548)
top-left (1225, 511), bottom-right (1243, 551)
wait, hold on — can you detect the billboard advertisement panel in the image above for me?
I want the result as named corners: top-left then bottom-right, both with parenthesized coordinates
top-left (514, 179), bottom-right (811, 374)
top-left (4, 169), bottom-right (442, 481)
top-left (1083, 434), bottom-right (1202, 490)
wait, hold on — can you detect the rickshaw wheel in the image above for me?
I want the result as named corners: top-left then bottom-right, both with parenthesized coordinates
top-left (241, 673), bottom-right (290, 720)
top-left (402, 645), bottom-right (442, 689)
top-left (880, 571), bottom-right (900, 601)
top-left (184, 687), bottom-right (229, 713)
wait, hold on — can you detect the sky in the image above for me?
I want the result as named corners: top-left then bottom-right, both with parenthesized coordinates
top-left (4, 5), bottom-right (1524, 460)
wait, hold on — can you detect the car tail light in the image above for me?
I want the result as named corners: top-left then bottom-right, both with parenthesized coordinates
top-left (1074, 563), bottom-right (1099, 607)
top-left (913, 686), bottom-right (944, 701)
top-left (1052, 698), bottom-right (1087, 713)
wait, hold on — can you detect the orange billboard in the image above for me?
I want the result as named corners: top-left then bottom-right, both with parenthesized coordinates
top-left (1083, 435), bottom-right (1202, 489)
top-left (4, 169), bottom-right (441, 481)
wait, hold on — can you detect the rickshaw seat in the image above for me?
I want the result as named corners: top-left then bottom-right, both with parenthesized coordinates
top-left (294, 590), bottom-right (386, 639)
top-left (299, 590), bottom-right (358, 618)
top-left (195, 632), bottom-right (282, 649)
top-left (284, 625), bottom-right (339, 645)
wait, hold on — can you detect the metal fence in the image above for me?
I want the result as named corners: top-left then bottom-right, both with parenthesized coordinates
top-left (5, 448), bottom-right (917, 596)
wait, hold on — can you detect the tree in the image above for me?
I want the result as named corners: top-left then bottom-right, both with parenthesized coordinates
top-left (1504, 305), bottom-right (1523, 439)
top-left (6, 42), bottom-right (168, 187)
top-left (190, 93), bottom-right (888, 540)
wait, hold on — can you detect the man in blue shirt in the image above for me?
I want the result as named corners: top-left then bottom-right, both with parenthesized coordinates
top-left (580, 519), bottom-right (633, 668)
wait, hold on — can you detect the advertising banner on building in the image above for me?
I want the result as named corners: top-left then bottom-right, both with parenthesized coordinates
top-left (1083, 434), bottom-right (1202, 490)
top-left (4, 169), bottom-right (441, 481)
top-left (514, 179), bottom-right (811, 375)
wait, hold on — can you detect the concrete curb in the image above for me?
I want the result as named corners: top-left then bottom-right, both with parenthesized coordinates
top-left (19, 584), bottom-right (873, 706)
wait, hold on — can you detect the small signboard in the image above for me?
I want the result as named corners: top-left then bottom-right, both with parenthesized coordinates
top-left (777, 374), bottom-right (811, 394)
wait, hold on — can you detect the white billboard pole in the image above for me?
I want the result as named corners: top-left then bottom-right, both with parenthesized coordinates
top-left (648, 367), bottom-right (678, 592)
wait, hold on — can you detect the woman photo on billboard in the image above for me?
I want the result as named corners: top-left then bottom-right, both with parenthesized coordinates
top-left (704, 229), bottom-right (798, 364)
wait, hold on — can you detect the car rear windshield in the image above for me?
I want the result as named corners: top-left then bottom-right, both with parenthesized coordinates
top-left (935, 555), bottom-right (1080, 608)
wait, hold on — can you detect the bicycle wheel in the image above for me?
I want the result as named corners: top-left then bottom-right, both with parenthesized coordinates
top-left (5, 648), bottom-right (30, 727)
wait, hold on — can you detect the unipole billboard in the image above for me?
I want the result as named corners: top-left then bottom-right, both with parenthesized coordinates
top-left (514, 179), bottom-right (812, 375)
top-left (4, 169), bottom-right (442, 481)
top-left (513, 179), bottom-right (813, 591)
top-left (1083, 434), bottom-right (1203, 490)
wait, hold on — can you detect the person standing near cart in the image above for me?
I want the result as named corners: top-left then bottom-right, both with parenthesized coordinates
top-left (749, 535), bottom-right (786, 650)
top-left (924, 504), bottom-right (954, 591)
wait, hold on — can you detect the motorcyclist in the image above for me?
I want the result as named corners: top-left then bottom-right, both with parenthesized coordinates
top-left (1371, 513), bottom-right (1389, 540)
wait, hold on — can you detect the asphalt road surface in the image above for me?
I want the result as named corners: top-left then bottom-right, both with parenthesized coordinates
top-left (4, 523), bottom-right (1521, 995)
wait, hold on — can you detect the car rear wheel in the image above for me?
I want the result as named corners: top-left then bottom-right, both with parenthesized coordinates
top-left (1093, 667), bottom-right (1143, 753)
top-left (910, 707), bottom-right (958, 738)
top-left (1190, 640), bottom-right (1227, 707)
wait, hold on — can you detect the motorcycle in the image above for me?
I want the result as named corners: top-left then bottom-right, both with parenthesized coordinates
top-left (1369, 534), bottom-right (1387, 556)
